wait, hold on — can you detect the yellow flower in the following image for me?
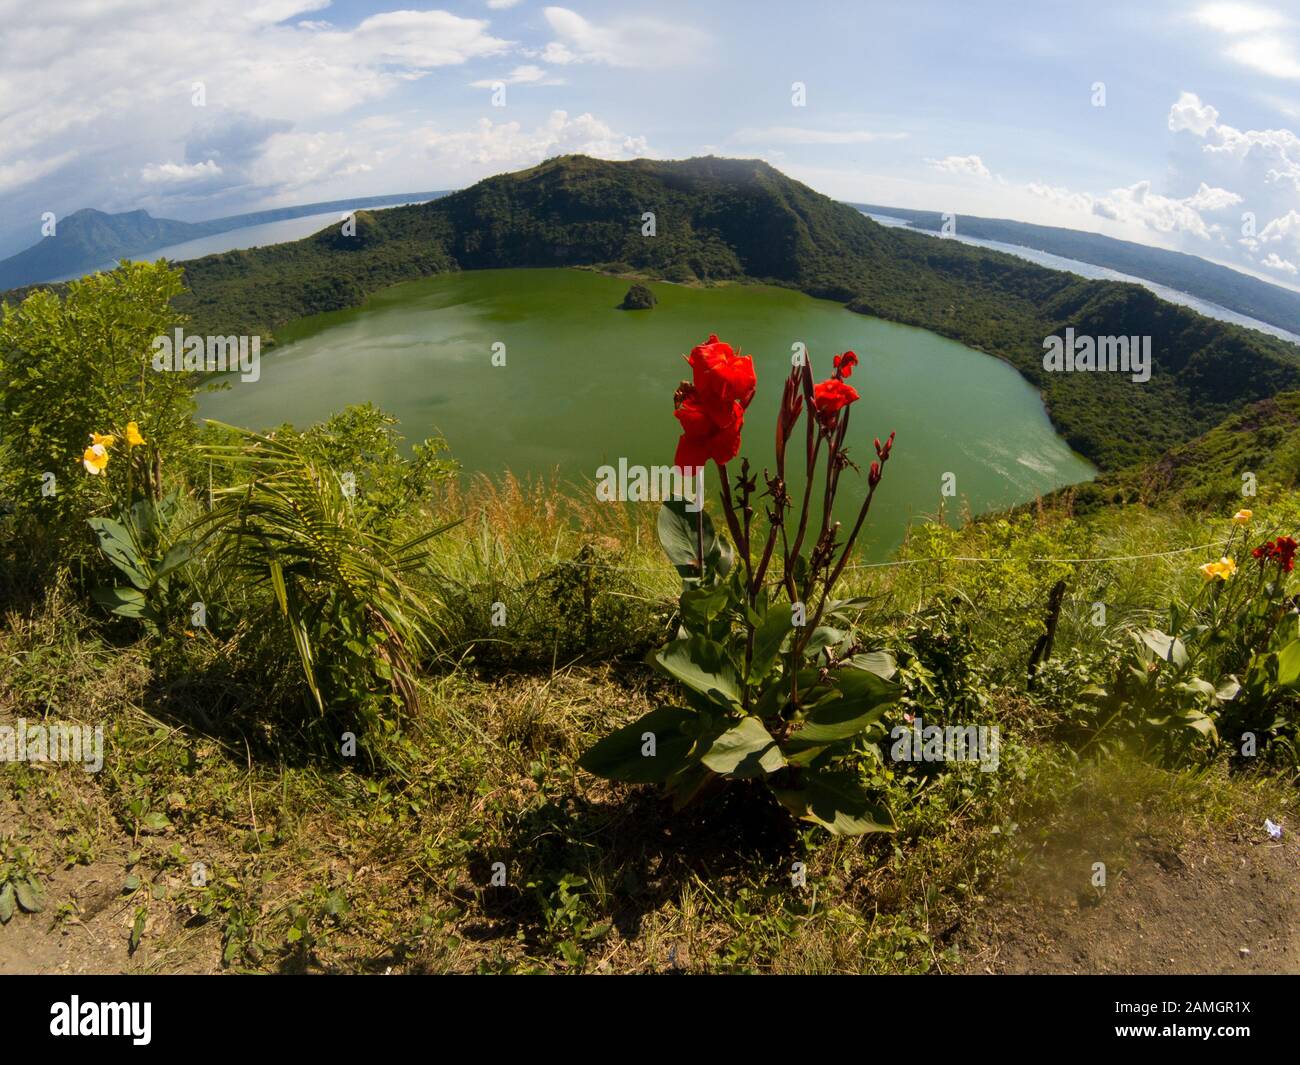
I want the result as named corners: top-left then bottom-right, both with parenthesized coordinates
top-left (90, 431), bottom-right (117, 449)
top-left (1233, 509), bottom-right (1253, 525)
top-left (126, 421), bottom-right (145, 447)
top-left (1200, 556), bottom-right (1237, 581)
top-left (82, 443), bottom-right (109, 475)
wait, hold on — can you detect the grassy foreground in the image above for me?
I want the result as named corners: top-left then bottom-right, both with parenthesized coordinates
top-left (3, 475), bottom-right (1296, 973)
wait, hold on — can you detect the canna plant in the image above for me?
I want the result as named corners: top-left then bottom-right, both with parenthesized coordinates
top-left (85, 420), bottom-right (199, 635)
top-left (580, 336), bottom-right (902, 835)
top-left (1082, 511), bottom-right (1300, 762)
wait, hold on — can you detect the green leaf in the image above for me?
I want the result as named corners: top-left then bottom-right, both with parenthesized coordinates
top-left (657, 500), bottom-right (714, 572)
top-left (14, 877), bottom-right (43, 914)
top-left (789, 684), bottom-right (896, 746)
top-left (155, 540), bottom-right (195, 580)
top-left (92, 585), bottom-right (156, 622)
top-left (0, 883), bottom-right (14, 923)
top-left (845, 651), bottom-right (898, 680)
top-left (803, 626), bottom-right (844, 655)
top-left (1274, 639), bottom-right (1300, 688)
top-left (679, 583), bottom-right (731, 633)
top-left (748, 606), bottom-right (794, 683)
top-left (88, 516), bottom-right (150, 590)
top-left (772, 770), bottom-right (895, 836)
top-left (651, 636), bottom-right (741, 708)
top-left (1136, 628), bottom-right (1187, 669)
top-left (699, 716), bottom-right (785, 778)
top-left (578, 706), bottom-right (699, 783)
top-left (129, 907), bottom-right (146, 954)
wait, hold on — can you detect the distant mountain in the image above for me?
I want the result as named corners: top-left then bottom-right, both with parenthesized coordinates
top-left (852, 203), bottom-right (1300, 338)
top-left (0, 193), bottom-right (448, 290)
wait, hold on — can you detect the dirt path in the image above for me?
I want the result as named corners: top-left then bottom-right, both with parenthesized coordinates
top-left (957, 832), bottom-right (1300, 974)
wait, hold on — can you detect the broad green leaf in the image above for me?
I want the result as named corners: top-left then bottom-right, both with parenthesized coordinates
top-left (651, 636), bottom-right (741, 707)
top-left (748, 606), bottom-right (794, 683)
top-left (788, 694), bottom-right (894, 746)
top-left (1137, 628), bottom-right (1187, 669)
top-left (0, 884), bottom-right (13, 923)
top-left (772, 770), bottom-right (895, 836)
top-left (699, 716), bottom-right (785, 778)
top-left (679, 583), bottom-right (731, 633)
top-left (1274, 639), bottom-right (1300, 688)
top-left (578, 706), bottom-right (698, 783)
top-left (657, 499), bottom-right (716, 572)
top-left (88, 516), bottom-right (150, 590)
top-left (92, 585), bottom-right (153, 621)
top-left (155, 541), bottom-right (195, 579)
top-left (803, 626), bottom-right (844, 655)
top-left (845, 651), bottom-right (898, 680)
top-left (13, 877), bottom-right (43, 914)
top-left (705, 531), bottom-right (734, 579)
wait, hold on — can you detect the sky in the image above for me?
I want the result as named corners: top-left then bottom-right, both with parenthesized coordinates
top-left (1, 0), bottom-right (1299, 290)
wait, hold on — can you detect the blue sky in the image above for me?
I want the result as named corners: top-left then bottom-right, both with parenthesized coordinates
top-left (2, 0), bottom-right (1299, 288)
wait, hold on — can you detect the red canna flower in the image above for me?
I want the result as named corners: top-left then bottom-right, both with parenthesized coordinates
top-left (1252, 536), bottom-right (1297, 573)
top-left (673, 382), bottom-right (744, 469)
top-left (832, 351), bottom-right (859, 379)
top-left (687, 334), bottom-right (756, 412)
top-left (812, 377), bottom-right (859, 431)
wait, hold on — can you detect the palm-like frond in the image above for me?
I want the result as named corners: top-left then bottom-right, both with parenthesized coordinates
top-left (193, 422), bottom-right (460, 714)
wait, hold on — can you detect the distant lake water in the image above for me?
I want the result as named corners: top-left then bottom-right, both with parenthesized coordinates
top-left (198, 268), bottom-right (1095, 559)
top-left (865, 212), bottom-right (1300, 346)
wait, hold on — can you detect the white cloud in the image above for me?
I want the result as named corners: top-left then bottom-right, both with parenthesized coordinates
top-left (487, 0), bottom-right (523, 8)
top-left (1092, 180), bottom-right (1239, 239)
top-left (470, 64), bottom-right (563, 88)
top-left (926, 154), bottom-right (991, 178)
top-left (249, 131), bottom-right (375, 191)
top-left (1168, 90), bottom-right (1220, 136)
top-left (1193, 4), bottom-right (1300, 80)
top-left (538, 6), bottom-right (706, 67)
top-left (1227, 37), bottom-right (1300, 79)
top-left (1168, 91), bottom-right (1300, 191)
top-left (1262, 252), bottom-right (1298, 273)
top-left (140, 159), bottom-right (224, 184)
top-left (420, 110), bottom-right (652, 170)
top-left (1193, 3), bottom-right (1289, 33)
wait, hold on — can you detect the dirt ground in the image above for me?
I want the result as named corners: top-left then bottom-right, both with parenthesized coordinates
top-left (957, 831), bottom-right (1300, 975)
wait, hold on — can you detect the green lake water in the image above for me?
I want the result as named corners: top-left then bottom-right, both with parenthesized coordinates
top-left (198, 268), bottom-right (1095, 558)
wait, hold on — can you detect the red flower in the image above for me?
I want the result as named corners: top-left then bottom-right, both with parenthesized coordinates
top-left (687, 334), bottom-right (756, 412)
top-left (812, 377), bottom-right (859, 430)
top-left (833, 351), bottom-right (859, 379)
top-left (1252, 536), bottom-right (1297, 573)
top-left (673, 384), bottom-right (744, 469)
